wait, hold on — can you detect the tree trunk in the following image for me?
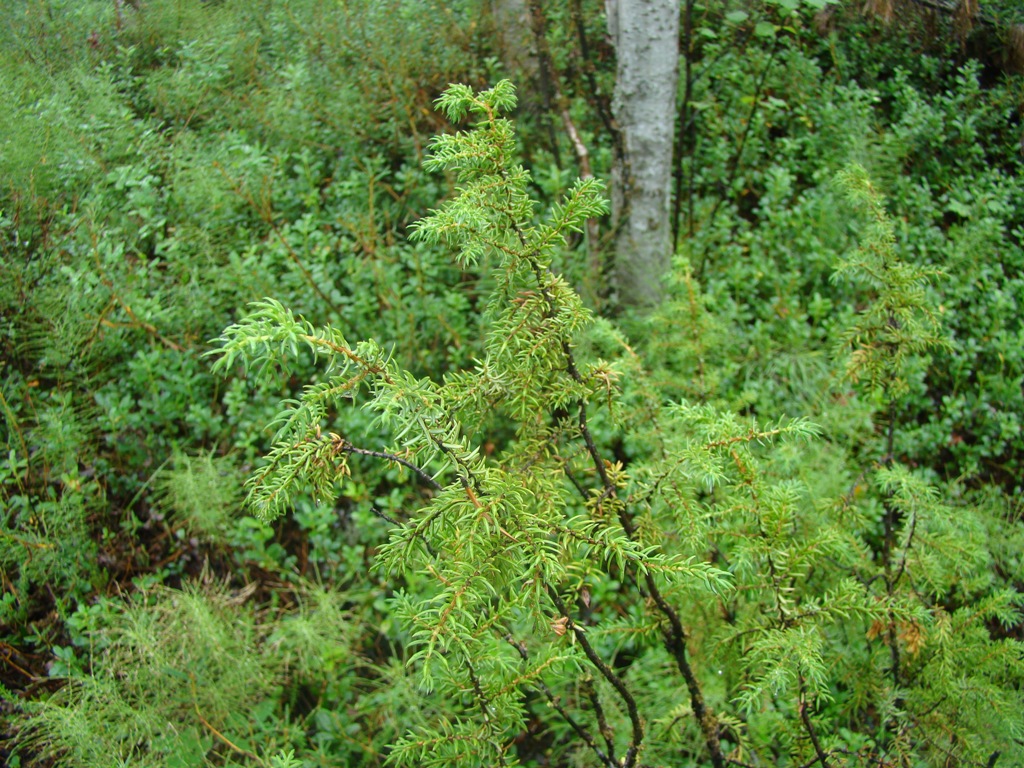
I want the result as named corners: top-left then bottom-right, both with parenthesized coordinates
top-left (489, 0), bottom-right (544, 113)
top-left (490, 0), bottom-right (535, 77)
top-left (606, 0), bottom-right (679, 309)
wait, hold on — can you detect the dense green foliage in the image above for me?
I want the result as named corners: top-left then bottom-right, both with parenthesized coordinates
top-left (2, 1), bottom-right (1022, 767)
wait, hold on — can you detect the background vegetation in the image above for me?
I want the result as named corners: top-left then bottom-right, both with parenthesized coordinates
top-left (1, 0), bottom-right (1021, 766)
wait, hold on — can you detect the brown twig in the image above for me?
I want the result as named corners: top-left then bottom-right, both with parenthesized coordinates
top-left (338, 439), bottom-right (442, 491)
top-left (188, 672), bottom-right (266, 766)
top-left (547, 586), bottom-right (644, 768)
top-left (798, 675), bottom-right (833, 768)
top-left (525, 0), bottom-right (603, 302)
top-left (90, 241), bottom-right (185, 353)
top-left (1, 642), bottom-right (38, 681)
top-left (0, 388), bottom-right (30, 485)
top-left (464, 655), bottom-right (510, 766)
top-left (582, 676), bottom-right (619, 762)
top-left (503, 634), bottom-right (619, 768)
top-left (698, 38), bottom-right (780, 280)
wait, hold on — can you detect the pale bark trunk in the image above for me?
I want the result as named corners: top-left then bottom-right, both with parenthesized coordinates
top-left (606, 0), bottom-right (679, 308)
top-left (490, 0), bottom-right (539, 95)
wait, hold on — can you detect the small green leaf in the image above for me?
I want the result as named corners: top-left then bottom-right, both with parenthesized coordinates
top-left (755, 21), bottom-right (777, 37)
top-left (725, 10), bottom-right (749, 23)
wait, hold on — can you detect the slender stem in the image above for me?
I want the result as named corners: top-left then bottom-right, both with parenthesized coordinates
top-left (880, 397), bottom-right (903, 698)
top-left (563, 461), bottom-right (589, 502)
top-left (643, 569), bottom-right (726, 768)
top-left (339, 441), bottom-right (442, 491)
top-left (526, 0), bottom-right (593, 181)
top-left (555, 305), bottom-right (725, 765)
top-left (464, 656), bottom-right (510, 766)
top-left (698, 39), bottom-right (779, 280)
top-left (891, 506), bottom-right (917, 589)
top-left (569, 0), bottom-right (622, 163)
top-left (371, 506), bottom-right (438, 559)
top-left (0, 389), bottom-right (29, 487)
top-left (189, 672), bottom-right (266, 765)
top-left (547, 586), bottom-right (644, 768)
top-left (505, 635), bottom-right (619, 768)
top-left (798, 676), bottom-right (833, 768)
top-left (521, 0), bottom-right (562, 169)
top-left (215, 163), bottom-right (347, 320)
top-left (267, 220), bottom-right (348, 320)
top-left (583, 676), bottom-right (619, 763)
top-left (525, 0), bottom-right (602, 303)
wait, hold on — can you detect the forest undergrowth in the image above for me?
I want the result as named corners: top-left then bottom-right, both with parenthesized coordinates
top-left (1, 1), bottom-right (1022, 766)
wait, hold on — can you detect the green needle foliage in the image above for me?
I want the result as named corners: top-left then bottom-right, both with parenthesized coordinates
top-left (212, 83), bottom-right (1022, 768)
top-left (831, 164), bottom-right (949, 402)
